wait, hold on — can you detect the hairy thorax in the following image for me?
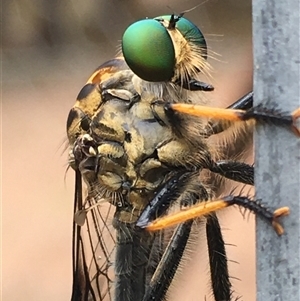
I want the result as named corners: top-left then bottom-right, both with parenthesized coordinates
top-left (67, 60), bottom-right (211, 224)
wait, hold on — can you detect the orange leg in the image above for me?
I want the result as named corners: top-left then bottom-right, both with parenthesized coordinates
top-left (167, 103), bottom-right (300, 137)
top-left (146, 196), bottom-right (290, 236)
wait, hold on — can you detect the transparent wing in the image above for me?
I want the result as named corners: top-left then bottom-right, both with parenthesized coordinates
top-left (71, 170), bottom-right (169, 301)
top-left (71, 171), bottom-right (116, 301)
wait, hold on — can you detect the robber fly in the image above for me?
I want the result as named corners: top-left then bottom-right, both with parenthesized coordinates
top-left (66, 14), bottom-right (300, 301)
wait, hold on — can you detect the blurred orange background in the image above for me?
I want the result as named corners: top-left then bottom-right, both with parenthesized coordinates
top-left (2, 0), bottom-right (254, 300)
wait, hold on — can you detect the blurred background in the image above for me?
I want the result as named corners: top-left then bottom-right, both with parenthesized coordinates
top-left (2, 0), bottom-right (254, 300)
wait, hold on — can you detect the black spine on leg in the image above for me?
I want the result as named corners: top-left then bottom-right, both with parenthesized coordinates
top-left (204, 91), bottom-right (254, 137)
top-left (227, 91), bottom-right (253, 110)
top-left (136, 172), bottom-right (191, 228)
top-left (141, 176), bottom-right (210, 301)
top-left (206, 214), bottom-right (232, 301)
top-left (208, 160), bottom-right (254, 186)
top-left (142, 221), bottom-right (193, 301)
top-left (240, 104), bottom-right (294, 126)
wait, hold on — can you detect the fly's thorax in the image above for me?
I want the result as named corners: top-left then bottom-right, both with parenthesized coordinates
top-left (70, 81), bottom-right (212, 223)
top-left (88, 94), bottom-right (174, 200)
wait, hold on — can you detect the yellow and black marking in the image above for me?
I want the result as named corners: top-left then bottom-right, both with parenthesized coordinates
top-left (66, 58), bottom-right (131, 145)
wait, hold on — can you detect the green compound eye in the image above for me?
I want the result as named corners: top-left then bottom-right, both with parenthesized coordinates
top-left (122, 19), bottom-right (175, 82)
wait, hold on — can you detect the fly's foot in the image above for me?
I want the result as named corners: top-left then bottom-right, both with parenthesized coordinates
top-left (292, 107), bottom-right (300, 136)
top-left (272, 207), bottom-right (290, 235)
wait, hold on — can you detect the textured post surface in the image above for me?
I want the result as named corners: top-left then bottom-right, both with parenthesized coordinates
top-left (253, 1), bottom-right (300, 300)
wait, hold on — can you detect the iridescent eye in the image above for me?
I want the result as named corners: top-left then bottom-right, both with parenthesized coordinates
top-left (122, 19), bottom-right (175, 82)
top-left (156, 15), bottom-right (207, 60)
top-left (177, 17), bottom-right (207, 59)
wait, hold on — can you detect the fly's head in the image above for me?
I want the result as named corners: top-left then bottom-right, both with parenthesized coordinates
top-left (121, 14), bottom-right (211, 95)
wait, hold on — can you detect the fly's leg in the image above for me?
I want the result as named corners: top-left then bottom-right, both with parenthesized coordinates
top-left (137, 172), bottom-right (234, 301)
top-left (142, 221), bottom-right (194, 301)
top-left (136, 159), bottom-right (255, 301)
top-left (137, 174), bottom-right (199, 296)
top-left (136, 172), bottom-right (192, 228)
top-left (164, 98), bottom-right (300, 136)
top-left (227, 91), bottom-right (253, 110)
top-left (142, 215), bottom-right (233, 301)
top-left (145, 196), bottom-right (289, 236)
top-left (206, 213), bottom-right (232, 301)
top-left (149, 94), bottom-right (297, 235)
top-left (206, 160), bottom-right (254, 186)
top-left (204, 91), bottom-right (253, 136)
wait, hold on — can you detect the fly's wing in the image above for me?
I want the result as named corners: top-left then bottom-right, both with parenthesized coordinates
top-left (71, 171), bottom-right (116, 301)
top-left (71, 170), bottom-right (169, 301)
